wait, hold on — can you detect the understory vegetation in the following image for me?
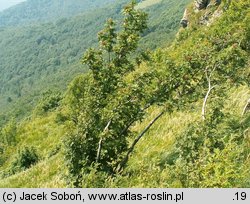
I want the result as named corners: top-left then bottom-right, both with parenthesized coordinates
top-left (0, 0), bottom-right (249, 187)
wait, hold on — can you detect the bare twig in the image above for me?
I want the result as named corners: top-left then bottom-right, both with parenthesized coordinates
top-left (96, 138), bottom-right (103, 163)
top-left (202, 66), bottom-right (216, 120)
top-left (104, 120), bottom-right (112, 132)
top-left (96, 120), bottom-right (112, 163)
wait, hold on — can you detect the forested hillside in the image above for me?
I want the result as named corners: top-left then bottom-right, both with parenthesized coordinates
top-left (0, 0), bottom-right (191, 125)
top-left (0, 0), bottom-right (117, 27)
top-left (0, 0), bottom-right (249, 188)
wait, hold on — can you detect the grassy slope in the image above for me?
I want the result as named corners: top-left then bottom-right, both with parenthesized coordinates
top-left (123, 86), bottom-right (250, 187)
top-left (0, 110), bottom-right (70, 187)
top-left (0, 86), bottom-right (248, 187)
top-left (0, 154), bottom-right (66, 188)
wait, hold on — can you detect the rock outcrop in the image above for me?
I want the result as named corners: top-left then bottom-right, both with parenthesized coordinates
top-left (199, 0), bottom-right (222, 25)
top-left (207, 8), bottom-right (223, 25)
top-left (180, 0), bottom-right (223, 28)
top-left (180, 9), bottom-right (188, 28)
top-left (195, 0), bottom-right (221, 10)
top-left (195, 0), bottom-right (210, 10)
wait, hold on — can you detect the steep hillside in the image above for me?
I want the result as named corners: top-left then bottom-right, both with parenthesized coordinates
top-left (0, 0), bottom-right (117, 27)
top-left (0, 0), bottom-right (191, 125)
top-left (0, 1), bottom-right (126, 123)
top-left (0, 0), bottom-right (249, 188)
top-left (139, 0), bottom-right (192, 49)
top-left (136, 0), bottom-right (162, 9)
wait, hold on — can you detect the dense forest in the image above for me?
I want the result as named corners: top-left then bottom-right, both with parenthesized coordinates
top-left (0, 0), bottom-right (190, 126)
top-left (0, 0), bottom-right (117, 27)
top-left (0, 0), bottom-right (249, 188)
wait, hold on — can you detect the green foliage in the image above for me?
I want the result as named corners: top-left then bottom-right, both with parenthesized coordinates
top-left (0, 0), bottom-right (249, 188)
top-left (35, 90), bottom-right (62, 114)
top-left (0, 119), bottom-right (17, 146)
top-left (9, 146), bottom-right (39, 175)
top-left (0, 0), bottom-right (189, 125)
top-left (164, 110), bottom-right (249, 187)
top-left (64, 0), bottom-right (249, 187)
top-left (0, 109), bottom-right (68, 184)
top-left (0, 0), bottom-right (117, 27)
top-left (0, 0), bottom-right (128, 123)
top-left (65, 1), bottom-right (154, 186)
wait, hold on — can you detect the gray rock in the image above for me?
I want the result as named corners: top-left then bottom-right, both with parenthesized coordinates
top-left (207, 9), bottom-right (223, 25)
top-left (195, 0), bottom-right (210, 10)
top-left (180, 9), bottom-right (188, 28)
top-left (215, 0), bottom-right (221, 5)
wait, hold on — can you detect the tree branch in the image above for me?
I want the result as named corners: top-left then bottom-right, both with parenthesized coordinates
top-left (119, 103), bottom-right (152, 136)
top-left (96, 120), bottom-right (111, 163)
top-left (96, 103), bottom-right (151, 164)
top-left (117, 111), bottom-right (165, 172)
top-left (202, 66), bottom-right (216, 120)
top-left (96, 138), bottom-right (103, 163)
top-left (242, 98), bottom-right (250, 116)
top-left (202, 85), bottom-right (216, 120)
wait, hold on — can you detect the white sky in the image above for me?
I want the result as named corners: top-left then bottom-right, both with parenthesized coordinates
top-left (0, 0), bottom-right (26, 11)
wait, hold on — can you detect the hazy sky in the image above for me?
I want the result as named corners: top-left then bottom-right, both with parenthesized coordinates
top-left (0, 0), bottom-right (26, 11)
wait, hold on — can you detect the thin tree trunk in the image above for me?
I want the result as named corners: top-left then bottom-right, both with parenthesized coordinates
top-left (202, 66), bottom-right (216, 120)
top-left (96, 103), bottom-right (151, 164)
top-left (96, 138), bottom-right (103, 163)
top-left (119, 103), bottom-right (152, 136)
top-left (96, 120), bottom-right (111, 163)
top-left (202, 85), bottom-right (215, 120)
top-left (117, 111), bottom-right (165, 172)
